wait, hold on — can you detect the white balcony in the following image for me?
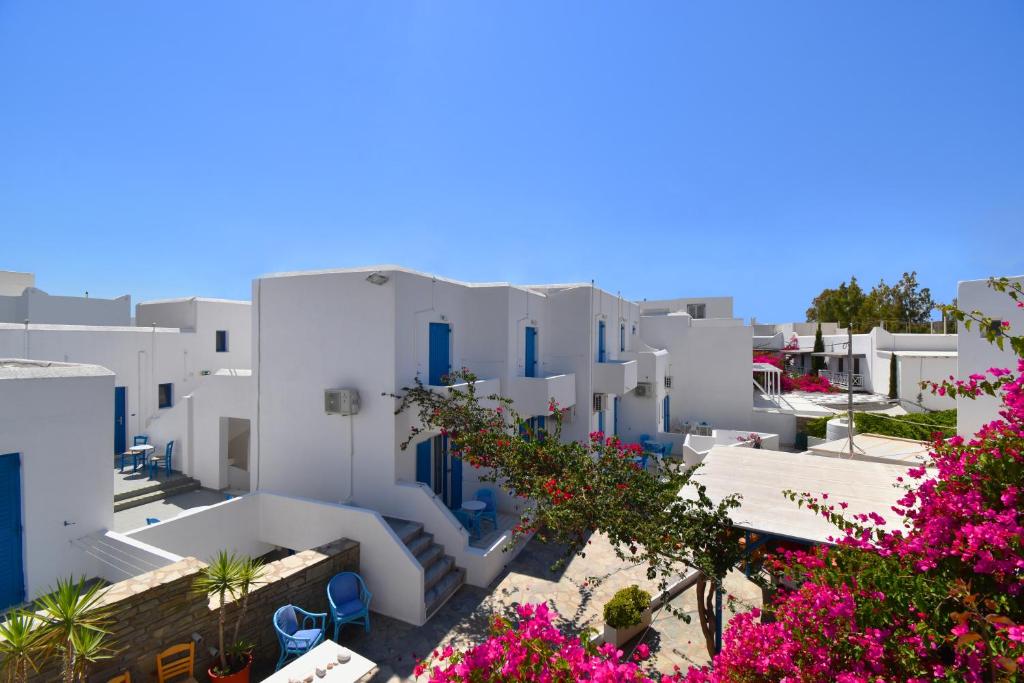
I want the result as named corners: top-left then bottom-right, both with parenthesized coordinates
top-left (592, 359), bottom-right (638, 396)
top-left (506, 373), bottom-right (576, 417)
top-left (427, 377), bottom-right (503, 405)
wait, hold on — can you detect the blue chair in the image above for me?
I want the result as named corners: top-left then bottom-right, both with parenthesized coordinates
top-left (148, 441), bottom-right (174, 479)
top-left (145, 517), bottom-right (160, 525)
top-left (326, 572), bottom-right (372, 641)
top-left (475, 489), bottom-right (498, 530)
top-left (274, 604), bottom-right (326, 670)
top-left (120, 435), bottom-right (149, 473)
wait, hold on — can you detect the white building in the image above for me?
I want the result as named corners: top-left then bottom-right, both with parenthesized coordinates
top-left (0, 359), bottom-right (114, 606)
top-left (0, 297), bottom-right (252, 489)
top-left (0, 271), bottom-right (131, 326)
top-left (956, 275), bottom-right (1024, 437)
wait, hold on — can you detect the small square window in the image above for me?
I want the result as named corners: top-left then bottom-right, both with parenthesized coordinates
top-left (686, 303), bottom-right (707, 319)
top-left (158, 383), bottom-right (173, 409)
top-left (216, 330), bottom-right (229, 352)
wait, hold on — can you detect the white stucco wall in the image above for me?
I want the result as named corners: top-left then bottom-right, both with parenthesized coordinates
top-left (956, 276), bottom-right (1024, 437)
top-left (0, 271), bottom-right (34, 297)
top-left (639, 296), bottom-right (733, 319)
top-left (0, 360), bottom-right (114, 599)
top-left (640, 313), bottom-right (753, 431)
top-left (0, 289), bottom-right (131, 326)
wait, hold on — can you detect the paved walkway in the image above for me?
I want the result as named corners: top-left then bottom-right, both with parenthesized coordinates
top-left (112, 488), bottom-right (230, 532)
top-left (276, 535), bottom-right (762, 682)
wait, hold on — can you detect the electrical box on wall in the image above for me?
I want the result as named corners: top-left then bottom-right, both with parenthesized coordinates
top-left (324, 388), bottom-right (360, 416)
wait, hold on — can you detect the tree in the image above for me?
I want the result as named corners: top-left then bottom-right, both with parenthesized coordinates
top-left (0, 611), bottom-right (44, 683)
top-left (811, 323), bottom-right (825, 376)
top-left (193, 551), bottom-right (265, 676)
top-left (806, 272), bottom-right (936, 333)
top-left (805, 277), bottom-right (866, 329)
top-left (33, 577), bottom-right (113, 683)
top-left (888, 352), bottom-right (898, 399)
top-left (394, 375), bottom-right (743, 658)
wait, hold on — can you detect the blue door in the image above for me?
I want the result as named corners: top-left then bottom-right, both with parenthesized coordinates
top-left (0, 453), bottom-right (24, 609)
top-left (414, 437), bottom-right (461, 510)
top-left (428, 323), bottom-right (452, 385)
top-left (597, 408), bottom-right (605, 435)
top-left (662, 395), bottom-right (671, 431)
top-left (597, 321), bottom-right (606, 362)
top-left (524, 326), bottom-right (538, 378)
top-left (114, 386), bottom-right (126, 455)
top-left (620, 324), bottom-right (626, 352)
top-left (613, 396), bottom-right (621, 436)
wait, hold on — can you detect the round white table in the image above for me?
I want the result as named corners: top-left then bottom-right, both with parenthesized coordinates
top-left (461, 500), bottom-right (486, 538)
top-left (126, 444), bottom-right (154, 472)
top-left (461, 500), bottom-right (485, 513)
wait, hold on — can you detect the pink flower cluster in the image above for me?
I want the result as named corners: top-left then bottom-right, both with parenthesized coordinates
top-left (687, 360), bottom-right (1024, 681)
top-left (781, 373), bottom-right (837, 393)
top-left (415, 603), bottom-right (679, 682)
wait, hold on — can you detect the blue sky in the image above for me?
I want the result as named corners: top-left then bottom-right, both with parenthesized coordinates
top-left (1, 2), bottom-right (1021, 322)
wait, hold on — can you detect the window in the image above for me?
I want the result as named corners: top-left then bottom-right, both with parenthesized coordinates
top-left (158, 383), bottom-right (173, 409)
top-left (838, 358), bottom-right (844, 373)
top-left (981, 320), bottom-right (1003, 338)
top-left (215, 330), bottom-right (228, 352)
top-left (619, 324), bottom-right (626, 352)
top-left (686, 303), bottom-right (706, 319)
top-left (853, 357), bottom-right (861, 374)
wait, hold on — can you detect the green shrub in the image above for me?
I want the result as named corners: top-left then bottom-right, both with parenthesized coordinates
top-left (854, 409), bottom-right (957, 441)
top-left (603, 585), bottom-right (651, 629)
top-left (805, 415), bottom-right (831, 439)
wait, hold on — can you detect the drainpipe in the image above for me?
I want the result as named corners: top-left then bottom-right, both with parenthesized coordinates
top-left (23, 319), bottom-right (29, 359)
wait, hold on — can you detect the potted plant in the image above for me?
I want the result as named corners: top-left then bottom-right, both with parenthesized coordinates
top-left (194, 551), bottom-right (265, 682)
top-left (602, 585), bottom-right (652, 647)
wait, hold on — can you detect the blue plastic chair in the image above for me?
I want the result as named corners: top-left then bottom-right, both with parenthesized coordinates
top-left (145, 517), bottom-right (160, 525)
top-left (475, 489), bottom-right (498, 530)
top-left (274, 604), bottom-right (326, 670)
top-left (326, 572), bottom-right (372, 641)
top-left (148, 441), bottom-right (174, 479)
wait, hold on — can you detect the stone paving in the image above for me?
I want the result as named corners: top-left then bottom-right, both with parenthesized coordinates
top-left (112, 488), bottom-right (230, 532)
top-left (318, 534), bottom-right (761, 682)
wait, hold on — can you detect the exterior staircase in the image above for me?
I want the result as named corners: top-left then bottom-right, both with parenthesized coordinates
top-left (383, 516), bottom-right (466, 619)
top-left (113, 464), bottom-right (201, 512)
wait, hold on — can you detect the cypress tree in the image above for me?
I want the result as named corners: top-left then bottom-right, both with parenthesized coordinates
top-left (811, 323), bottom-right (825, 376)
top-left (889, 352), bottom-right (898, 399)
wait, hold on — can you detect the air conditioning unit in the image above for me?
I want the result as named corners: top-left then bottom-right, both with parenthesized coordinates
top-left (592, 393), bottom-right (605, 412)
top-left (664, 376), bottom-right (673, 388)
top-left (325, 388), bottom-right (360, 416)
top-left (634, 382), bottom-right (652, 397)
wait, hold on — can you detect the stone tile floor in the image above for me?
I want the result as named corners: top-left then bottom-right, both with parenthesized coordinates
top-left (264, 535), bottom-right (763, 682)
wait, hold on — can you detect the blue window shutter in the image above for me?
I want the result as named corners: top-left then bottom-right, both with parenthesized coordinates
top-left (663, 395), bottom-right (671, 430)
top-left (416, 440), bottom-right (431, 486)
top-left (450, 450), bottom-right (462, 510)
top-left (525, 327), bottom-right (537, 378)
top-left (598, 321), bottom-right (606, 362)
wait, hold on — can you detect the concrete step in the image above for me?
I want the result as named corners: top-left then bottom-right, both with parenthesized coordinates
top-left (113, 479), bottom-right (201, 512)
top-left (114, 472), bottom-right (196, 502)
top-left (407, 532), bottom-right (435, 557)
top-left (383, 516), bottom-right (425, 545)
top-left (423, 554), bottom-right (454, 593)
top-left (415, 543), bottom-right (444, 569)
top-left (425, 566), bottom-right (466, 619)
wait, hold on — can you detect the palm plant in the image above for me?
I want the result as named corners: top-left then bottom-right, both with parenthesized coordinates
top-left (68, 626), bottom-right (113, 681)
top-left (33, 577), bottom-right (112, 683)
top-left (193, 551), bottom-right (265, 676)
top-left (0, 610), bottom-right (44, 683)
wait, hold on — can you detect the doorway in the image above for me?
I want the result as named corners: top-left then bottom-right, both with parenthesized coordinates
top-left (221, 417), bottom-right (251, 492)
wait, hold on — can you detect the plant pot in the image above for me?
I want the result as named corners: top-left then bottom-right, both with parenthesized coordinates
top-left (208, 654), bottom-right (253, 683)
top-left (602, 609), bottom-right (652, 648)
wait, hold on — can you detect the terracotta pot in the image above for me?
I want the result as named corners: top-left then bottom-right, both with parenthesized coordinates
top-left (208, 654), bottom-right (253, 683)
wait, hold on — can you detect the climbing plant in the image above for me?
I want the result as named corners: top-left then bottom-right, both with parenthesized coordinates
top-left (394, 374), bottom-right (743, 657)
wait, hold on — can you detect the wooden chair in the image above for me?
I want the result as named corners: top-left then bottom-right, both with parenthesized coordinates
top-left (107, 674), bottom-right (131, 683)
top-left (156, 642), bottom-right (197, 683)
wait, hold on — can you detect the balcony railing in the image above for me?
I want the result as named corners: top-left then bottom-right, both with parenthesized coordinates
top-left (820, 371), bottom-right (864, 389)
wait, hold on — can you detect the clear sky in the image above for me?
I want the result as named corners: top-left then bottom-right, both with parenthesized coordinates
top-left (1, 2), bottom-right (1021, 322)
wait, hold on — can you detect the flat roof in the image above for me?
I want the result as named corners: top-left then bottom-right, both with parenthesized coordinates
top-left (809, 433), bottom-right (931, 466)
top-left (0, 358), bottom-right (113, 380)
top-left (891, 350), bottom-right (957, 358)
top-left (685, 446), bottom-right (910, 544)
top-left (138, 297), bottom-right (250, 306)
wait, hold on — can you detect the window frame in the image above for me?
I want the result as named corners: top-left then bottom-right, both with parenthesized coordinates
top-left (215, 330), bottom-right (229, 353)
top-left (158, 383), bottom-right (174, 409)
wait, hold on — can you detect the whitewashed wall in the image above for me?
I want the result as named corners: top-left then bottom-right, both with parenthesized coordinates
top-left (0, 289), bottom-right (131, 326)
top-left (0, 361), bottom-right (114, 598)
top-left (957, 276), bottom-right (1024, 437)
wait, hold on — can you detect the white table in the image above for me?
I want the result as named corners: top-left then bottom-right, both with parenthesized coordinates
top-left (461, 500), bottom-right (485, 513)
top-left (125, 444), bottom-right (154, 472)
top-left (261, 640), bottom-right (376, 683)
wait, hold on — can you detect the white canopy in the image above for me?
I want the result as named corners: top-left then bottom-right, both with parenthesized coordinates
top-left (684, 446), bottom-right (912, 544)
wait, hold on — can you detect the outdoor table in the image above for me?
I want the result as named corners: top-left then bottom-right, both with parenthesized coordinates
top-left (461, 500), bottom-right (486, 538)
top-left (127, 444), bottom-right (154, 472)
top-left (262, 640), bottom-right (376, 683)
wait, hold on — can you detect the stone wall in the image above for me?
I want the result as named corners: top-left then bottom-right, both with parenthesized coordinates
top-left (35, 538), bottom-right (359, 682)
